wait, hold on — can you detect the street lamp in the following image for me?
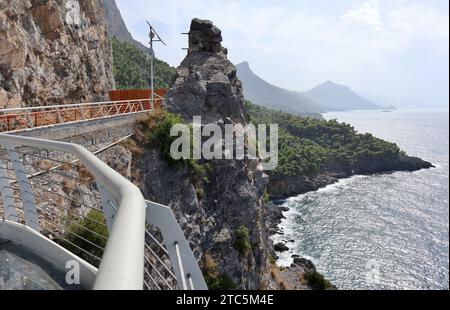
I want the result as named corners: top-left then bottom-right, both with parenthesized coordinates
top-left (146, 21), bottom-right (166, 109)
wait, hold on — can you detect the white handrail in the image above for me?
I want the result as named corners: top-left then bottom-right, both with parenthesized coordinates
top-left (0, 133), bottom-right (145, 290)
top-left (0, 133), bottom-right (207, 290)
top-left (145, 200), bottom-right (208, 290)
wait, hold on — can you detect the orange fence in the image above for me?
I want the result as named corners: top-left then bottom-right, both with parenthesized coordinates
top-left (0, 101), bottom-right (148, 133)
top-left (109, 89), bottom-right (168, 109)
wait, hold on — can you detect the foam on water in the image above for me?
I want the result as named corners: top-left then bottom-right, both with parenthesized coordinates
top-left (271, 109), bottom-right (449, 290)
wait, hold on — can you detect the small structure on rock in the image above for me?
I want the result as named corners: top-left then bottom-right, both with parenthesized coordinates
top-left (188, 18), bottom-right (227, 55)
top-left (165, 18), bottom-right (247, 124)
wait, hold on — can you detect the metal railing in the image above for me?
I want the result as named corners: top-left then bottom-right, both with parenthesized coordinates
top-left (0, 95), bottom-right (164, 133)
top-left (0, 133), bottom-right (207, 290)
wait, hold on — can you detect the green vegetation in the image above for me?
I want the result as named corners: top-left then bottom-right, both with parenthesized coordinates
top-left (139, 109), bottom-right (185, 166)
top-left (138, 110), bottom-right (209, 190)
top-left (111, 37), bottom-right (176, 89)
top-left (59, 210), bottom-right (109, 267)
top-left (202, 254), bottom-right (237, 290)
top-left (205, 273), bottom-right (237, 290)
top-left (246, 101), bottom-right (403, 176)
top-left (262, 189), bottom-right (270, 203)
top-left (234, 226), bottom-right (251, 256)
top-left (268, 255), bottom-right (277, 265)
top-left (302, 271), bottom-right (333, 290)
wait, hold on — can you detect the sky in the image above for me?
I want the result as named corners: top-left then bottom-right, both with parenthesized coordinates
top-left (116, 0), bottom-right (449, 109)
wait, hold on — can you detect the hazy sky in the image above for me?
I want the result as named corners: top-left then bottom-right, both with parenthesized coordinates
top-left (116, 0), bottom-right (449, 108)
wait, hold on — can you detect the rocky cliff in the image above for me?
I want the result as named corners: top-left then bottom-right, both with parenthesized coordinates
top-left (0, 0), bottom-right (114, 108)
top-left (132, 19), bottom-right (272, 289)
top-left (268, 155), bottom-right (434, 200)
top-left (165, 19), bottom-right (248, 124)
top-left (101, 0), bottom-right (150, 54)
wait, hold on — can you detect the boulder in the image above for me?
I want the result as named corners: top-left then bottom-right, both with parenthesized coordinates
top-left (188, 18), bottom-right (225, 54)
top-left (274, 242), bottom-right (289, 252)
top-left (293, 257), bottom-right (316, 272)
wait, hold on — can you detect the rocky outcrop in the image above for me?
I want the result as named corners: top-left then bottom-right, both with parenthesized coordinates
top-left (131, 19), bottom-right (272, 289)
top-left (267, 257), bottom-right (333, 290)
top-left (188, 18), bottom-right (227, 55)
top-left (274, 242), bottom-right (289, 252)
top-left (133, 147), bottom-right (271, 289)
top-left (268, 155), bottom-right (434, 200)
top-left (0, 0), bottom-right (114, 108)
top-left (268, 172), bottom-right (342, 200)
top-left (165, 19), bottom-right (248, 124)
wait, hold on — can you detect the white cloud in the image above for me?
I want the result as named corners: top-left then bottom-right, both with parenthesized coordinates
top-left (342, 0), bottom-right (384, 30)
top-left (116, 0), bottom-right (449, 107)
top-left (387, 3), bottom-right (449, 47)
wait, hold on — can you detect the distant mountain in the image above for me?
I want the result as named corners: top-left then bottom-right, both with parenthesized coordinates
top-left (237, 61), bottom-right (383, 114)
top-left (302, 81), bottom-right (382, 111)
top-left (101, 0), bottom-right (150, 54)
top-left (236, 62), bottom-right (323, 116)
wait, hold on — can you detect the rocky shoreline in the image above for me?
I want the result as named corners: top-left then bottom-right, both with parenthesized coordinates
top-left (268, 154), bottom-right (434, 200)
top-left (264, 203), bottom-right (336, 289)
top-left (263, 153), bottom-right (434, 289)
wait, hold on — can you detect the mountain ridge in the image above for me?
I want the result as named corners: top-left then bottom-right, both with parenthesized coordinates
top-left (236, 62), bottom-right (323, 117)
top-left (101, 0), bottom-right (151, 54)
top-left (237, 61), bottom-right (383, 113)
top-left (302, 80), bottom-right (382, 111)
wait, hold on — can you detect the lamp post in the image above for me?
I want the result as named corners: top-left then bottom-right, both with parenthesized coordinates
top-left (147, 21), bottom-right (166, 109)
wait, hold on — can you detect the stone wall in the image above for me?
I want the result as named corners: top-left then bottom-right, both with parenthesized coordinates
top-left (16, 113), bottom-right (143, 148)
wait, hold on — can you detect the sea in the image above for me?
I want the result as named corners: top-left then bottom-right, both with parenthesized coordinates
top-left (272, 109), bottom-right (449, 290)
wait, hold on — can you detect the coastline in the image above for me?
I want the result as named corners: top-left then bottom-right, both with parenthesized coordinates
top-left (267, 155), bottom-right (434, 200)
top-left (264, 160), bottom-right (435, 289)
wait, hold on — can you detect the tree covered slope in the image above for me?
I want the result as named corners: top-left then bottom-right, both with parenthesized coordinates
top-left (111, 37), bottom-right (176, 90)
top-left (246, 102), bottom-right (432, 198)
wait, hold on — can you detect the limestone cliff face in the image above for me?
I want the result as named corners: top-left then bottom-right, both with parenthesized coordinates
top-left (0, 0), bottom-right (114, 109)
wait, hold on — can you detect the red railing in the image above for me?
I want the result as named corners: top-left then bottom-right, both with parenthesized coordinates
top-left (0, 89), bottom-right (168, 133)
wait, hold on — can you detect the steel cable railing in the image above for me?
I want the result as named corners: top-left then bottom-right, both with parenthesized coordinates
top-left (0, 133), bottom-right (207, 290)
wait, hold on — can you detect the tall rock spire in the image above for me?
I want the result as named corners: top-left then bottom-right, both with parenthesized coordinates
top-left (188, 18), bottom-right (227, 56)
top-left (165, 18), bottom-right (247, 124)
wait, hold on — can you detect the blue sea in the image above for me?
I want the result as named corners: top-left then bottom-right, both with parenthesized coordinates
top-left (272, 109), bottom-right (449, 290)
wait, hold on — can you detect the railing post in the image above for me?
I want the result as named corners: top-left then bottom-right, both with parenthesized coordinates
top-left (0, 158), bottom-right (19, 222)
top-left (26, 110), bottom-right (33, 128)
top-left (80, 106), bottom-right (86, 120)
top-left (145, 201), bottom-right (208, 290)
top-left (174, 241), bottom-right (188, 290)
top-left (56, 108), bottom-right (62, 125)
top-left (98, 184), bottom-right (118, 231)
top-left (1, 141), bottom-right (40, 231)
top-left (7, 115), bottom-right (11, 132)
